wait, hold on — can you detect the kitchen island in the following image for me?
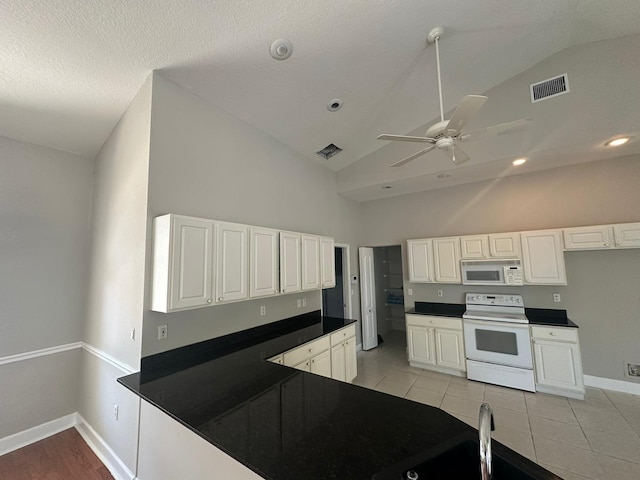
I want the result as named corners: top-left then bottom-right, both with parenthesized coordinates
top-left (119, 311), bottom-right (557, 479)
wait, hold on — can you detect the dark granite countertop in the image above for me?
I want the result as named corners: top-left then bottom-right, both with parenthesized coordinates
top-left (408, 301), bottom-right (578, 328)
top-left (118, 310), bottom-right (557, 480)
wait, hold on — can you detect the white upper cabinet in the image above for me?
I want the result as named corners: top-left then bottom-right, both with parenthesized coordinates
top-left (152, 214), bottom-right (214, 313)
top-left (280, 232), bottom-right (302, 294)
top-left (613, 222), bottom-right (640, 248)
top-left (489, 232), bottom-right (521, 257)
top-left (460, 235), bottom-right (489, 259)
top-left (432, 237), bottom-right (462, 283)
top-left (320, 237), bottom-right (336, 288)
top-left (249, 227), bottom-right (279, 298)
top-left (215, 222), bottom-right (248, 303)
top-left (301, 234), bottom-right (321, 291)
top-left (521, 230), bottom-right (567, 285)
top-left (563, 225), bottom-right (613, 250)
top-left (407, 239), bottom-right (434, 283)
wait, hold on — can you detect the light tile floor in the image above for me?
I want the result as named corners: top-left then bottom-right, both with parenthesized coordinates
top-left (355, 330), bottom-right (640, 480)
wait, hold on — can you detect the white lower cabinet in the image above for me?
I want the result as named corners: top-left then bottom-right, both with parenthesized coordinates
top-left (406, 314), bottom-right (465, 375)
top-left (531, 325), bottom-right (584, 399)
top-left (276, 324), bottom-right (357, 383)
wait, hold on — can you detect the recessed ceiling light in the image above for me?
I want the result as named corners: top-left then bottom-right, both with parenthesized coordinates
top-left (512, 158), bottom-right (527, 166)
top-left (437, 173), bottom-right (450, 179)
top-left (605, 137), bottom-right (630, 147)
top-left (270, 39), bottom-right (293, 60)
top-left (327, 99), bottom-right (343, 112)
top-left (382, 185), bottom-right (392, 189)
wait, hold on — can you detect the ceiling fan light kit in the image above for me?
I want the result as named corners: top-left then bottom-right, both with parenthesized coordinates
top-left (378, 27), bottom-right (532, 168)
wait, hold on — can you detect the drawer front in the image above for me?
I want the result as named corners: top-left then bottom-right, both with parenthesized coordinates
top-left (531, 325), bottom-right (578, 343)
top-left (330, 324), bottom-right (356, 346)
top-left (283, 335), bottom-right (331, 366)
top-left (406, 314), bottom-right (462, 331)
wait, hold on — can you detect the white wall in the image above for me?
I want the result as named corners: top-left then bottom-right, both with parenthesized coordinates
top-left (80, 74), bottom-right (153, 474)
top-left (359, 155), bottom-right (640, 382)
top-left (141, 73), bottom-right (363, 356)
top-left (0, 136), bottom-right (92, 438)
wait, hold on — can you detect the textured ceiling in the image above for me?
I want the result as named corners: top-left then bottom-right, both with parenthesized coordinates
top-left (2, 1), bottom-right (640, 200)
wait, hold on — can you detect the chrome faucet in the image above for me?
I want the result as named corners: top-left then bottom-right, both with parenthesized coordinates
top-left (479, 403), bottom-right (495, 480)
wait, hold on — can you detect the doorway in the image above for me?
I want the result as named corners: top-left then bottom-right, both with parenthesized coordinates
top-left (322, 244), bottom-right (352, 319)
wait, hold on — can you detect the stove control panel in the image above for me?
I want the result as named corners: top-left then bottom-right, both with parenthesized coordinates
top-left (465, 293), bottom-right (524, 307)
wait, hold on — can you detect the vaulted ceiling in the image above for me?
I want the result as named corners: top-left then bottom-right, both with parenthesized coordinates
top-left (2, 1), bottom-right (640, 201)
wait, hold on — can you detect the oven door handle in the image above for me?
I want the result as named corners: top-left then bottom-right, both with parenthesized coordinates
top-left (462, 318), bottom-right (530, 330)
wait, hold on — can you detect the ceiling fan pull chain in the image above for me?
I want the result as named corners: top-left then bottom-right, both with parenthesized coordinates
top-left (435, 35), bottom-right (444, 123)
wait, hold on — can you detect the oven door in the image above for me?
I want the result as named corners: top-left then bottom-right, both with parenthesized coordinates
top-left (463, 319), bottom-right (532, 369)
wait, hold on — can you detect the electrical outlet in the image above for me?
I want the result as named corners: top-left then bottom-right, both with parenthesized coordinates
top-left (297, 299), bottom-right (302, 308)
top-left (553, 293), bottom-right (561, 303)
top-left (158, 325), bottom-right (168, 340)
top-left (437, 290), bottom-right (443, 297)
top-left (408, 288), bottom-right (413, 296)
top-left (113, 404), bottom-right (119, 420)
top-left (627, 363), bottom-right (640, 377)
top-left (302, 298), bottom-right (307, 307)
top-left (260, 306), bottom-right (266, 316)
top-left (130, 328), bottom-right (135, 341)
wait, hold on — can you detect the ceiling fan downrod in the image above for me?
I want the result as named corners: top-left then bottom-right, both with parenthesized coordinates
top-left (428, 27), bottom-right (445, 123)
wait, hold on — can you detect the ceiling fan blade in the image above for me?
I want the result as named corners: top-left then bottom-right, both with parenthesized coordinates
top-left (445, 95), bottom-right (488, 134)
top-left (390, 145), bottom-right (436, 167)
top-left (378, 134), bottom-right (436, 143)
top-left (459, 118), bottom-right (532, 141)
top-left (441, 144), bottom-right (470, 166)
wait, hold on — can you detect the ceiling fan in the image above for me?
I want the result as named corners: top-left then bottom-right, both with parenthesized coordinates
top-left (378, 27), bottom-right (531, 167)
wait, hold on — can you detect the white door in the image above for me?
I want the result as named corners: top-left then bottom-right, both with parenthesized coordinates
top-left (249, 227), bottom-right (279, 297)
top-left (521, 230), bottom-right (566, 285)
top-left (563, 225), bottom-right (613, 250)
top-left (613, 222), bottom-right (640, 248)
top-left (435, 328), bottom-right (465, 371)
top-left (533, 339), bottom-right (584, 391)
top-left (407, 239), bottom-right (433, 282)
top-left (488, 233), bottom-right (521, 257)
top-left (331, 344), bottom-right (346, 382)
top-left (215, 223), bottom-right (248, 303)
top-left (432, 237), bottom-right (462, 283)
top-left (344, 337), bottom-right (357, 382)
top-left (310, 349), bottom-right (332, 378)
top-left (407, 326), bottom-right (435, 365)
top-left (359, 247), bottom-right (378, 351)
top-left (301, 235), bottom-right (321, 291)
top-left (320, 237), bottom-right (336, 288)
top-left (460, 235), bottom-right (488, 259)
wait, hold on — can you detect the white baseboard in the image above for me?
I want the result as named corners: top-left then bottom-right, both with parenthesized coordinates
top-left (0, 412), bottom-right (78, 456)
top-left (0, 413), bottom-right (134, 480)
top-left (75, 414), bottom-right (135, 480)
top-left (584, 375), bottom-right (640, 395)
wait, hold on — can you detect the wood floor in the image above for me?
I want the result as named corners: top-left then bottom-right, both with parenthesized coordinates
top-left (0, 428), bottom-right (114, 480)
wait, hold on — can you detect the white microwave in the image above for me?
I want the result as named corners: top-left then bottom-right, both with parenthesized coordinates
top-left (461, 259), bottom-right (524, 286)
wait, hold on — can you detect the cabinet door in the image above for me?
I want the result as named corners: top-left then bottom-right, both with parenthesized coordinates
top-left (460, 235), bottom-right (488, 259)
top-left (563, 225), bottom-right (613, 250)
top-left (407, 326), bottom-right (436, 365)
top-left (331, 343), bottom-right (346, 382)
top-left (320, 237), bottom-right (336, 288)
top-left (301, 235), bottom-right (321, 291)
top-left (613, 222), bottom-right (640, 248)
top-left (215, 222), bottom-right (248, 303)
top-left (489, 232), bottom-right (521, 257)
top-left (249, 227), bottom-right (279, 298)
top-left (432, 237), bottom-right (462, 283)
top-left (310, 349), bottom-right (332, 378)
top-left (521, 230), bottom-right (566, 285)
top-left (435, 328), bottom-right (465, 371)
top-left (533, 339), bottom-right (584, 392)
top-left (161, 215), bottom-right (213, 312)
top-left (407, 239), bottom-right (433, 282)
top-left (280, 232), bottom-right (301, 294)
top-left (344, 337), bottom-right (357, 383)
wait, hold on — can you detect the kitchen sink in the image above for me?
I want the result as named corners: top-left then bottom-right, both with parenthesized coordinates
top-left (372, 433), bottom-right (561, 480)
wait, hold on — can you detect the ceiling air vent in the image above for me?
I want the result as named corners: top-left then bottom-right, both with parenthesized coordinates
top-left (316, 143), bottom-right (342, 160)
top-left (530, 74), bottom-right (569, 103)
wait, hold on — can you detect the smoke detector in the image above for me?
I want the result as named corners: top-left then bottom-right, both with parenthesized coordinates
top-left (270, 39), bottom-right (293, 60)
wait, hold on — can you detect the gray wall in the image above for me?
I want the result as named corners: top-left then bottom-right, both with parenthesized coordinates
top-left (0, 136), bottom-right (92, 438)
top-left (359, 155), bottom-right (640, 382)
top-left (141, 74), bottom-right (363, 356)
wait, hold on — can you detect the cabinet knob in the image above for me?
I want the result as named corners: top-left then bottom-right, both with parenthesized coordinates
top-left (309, 348), bottom-right (313, 353)
top-left (604, 243), bottom-right (610, 247)
top-left (549, 332), bottom-right (556, 336)
top-left (218, 297), bottom-right (223, 301)
top-left (207, 299), bottom-right (212, 304)
top-left (282, 289), bottom-right (286, 293)
top-left (533, 340), bottom-right (538, 344)
top-left (274, 290), bottom-right (278, 293)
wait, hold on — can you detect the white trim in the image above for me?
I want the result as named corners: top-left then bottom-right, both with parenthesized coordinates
top-left (82, 343), bottom-right (136, 375)
top-left (0, 342), bottom-right (82, 366)
top-left (0, 413), bottom-right (78, 456)
top-left (76, 414), bottom-right (136, 480)
top-left (584, 374), bottom-right (640, 395)
top-left (0, 342), bottom-right (136, 375)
